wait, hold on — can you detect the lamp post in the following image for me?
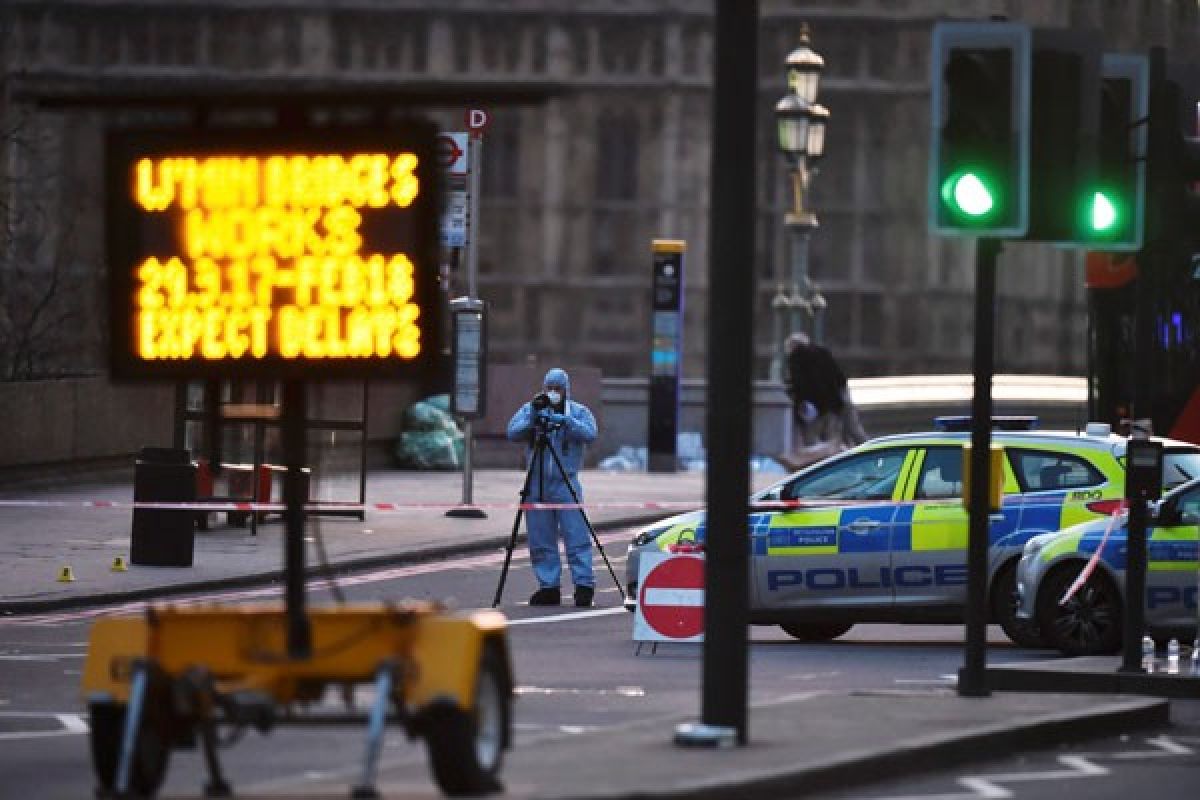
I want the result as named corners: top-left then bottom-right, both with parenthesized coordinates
top-left (772, 24), bottom-right (829, 378)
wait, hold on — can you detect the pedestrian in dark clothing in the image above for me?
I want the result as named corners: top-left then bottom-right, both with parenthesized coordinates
top-left (784, 332), bottom-right (867, 452)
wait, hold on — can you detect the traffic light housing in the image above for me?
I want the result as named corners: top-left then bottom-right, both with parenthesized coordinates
top-left (1148, 65), bottom-right (1200, 251)
top-left (1023, 29), bottom-right (1101, 243)
top-left (929, 22), bottom-right (1031, 237)
top-left (1082, 54), bottom-right (1148, 251)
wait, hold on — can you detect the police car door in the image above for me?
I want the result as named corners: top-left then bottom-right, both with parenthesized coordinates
top-left (755, 447), bottom-right (911, 610)
top-left (893, 446), bottom-right (969, 608)
top-left (1147, 482), bottom-right (1200, 629)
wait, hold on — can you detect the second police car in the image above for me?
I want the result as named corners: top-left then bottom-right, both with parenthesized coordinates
top-left (625, 418), bottom-right (1200, 647)
top-left (1016, 475), bottom-right (1200, 656)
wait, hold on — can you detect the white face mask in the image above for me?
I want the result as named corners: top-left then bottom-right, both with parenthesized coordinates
top-left (545, 390), bottom-right (563, 406)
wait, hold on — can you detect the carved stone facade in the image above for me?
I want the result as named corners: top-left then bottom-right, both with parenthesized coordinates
top-left (2, 0), bottom-right (1197, 381)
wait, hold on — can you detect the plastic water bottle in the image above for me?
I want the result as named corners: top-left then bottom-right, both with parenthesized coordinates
top-left (1166, 638), bottom-right (1180, 675)
top-left (1191, 638), bottom-right (1200, 676)
top-left (1142, 635), bottom-right (1156, 673)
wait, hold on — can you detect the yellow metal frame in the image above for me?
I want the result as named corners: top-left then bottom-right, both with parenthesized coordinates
top-left (82, 602), bottom-right (506, 712)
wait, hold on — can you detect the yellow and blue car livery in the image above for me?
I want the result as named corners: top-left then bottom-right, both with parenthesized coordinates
top-left (1016, 475), bottom-right (1200, 656)
top-left (625, 422), bottom-right (1200, 646)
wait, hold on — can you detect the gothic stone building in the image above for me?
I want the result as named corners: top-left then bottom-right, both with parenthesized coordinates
top-left (2, 0), bottom-right (1197, 384)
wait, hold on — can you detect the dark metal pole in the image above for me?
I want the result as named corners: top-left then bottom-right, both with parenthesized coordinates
top-left (1121, 497), bottom-right (1149, 672)
top-left (1119, 45), bottom-right (1169, 674)
top-left (699, 0), bottom-right (756, 744)
top-left (282, 379), bottom-right (311, 658)
top-left (960, 237), bottom-right (999, 698)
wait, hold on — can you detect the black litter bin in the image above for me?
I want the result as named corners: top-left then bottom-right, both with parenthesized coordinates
top-left (130, 447), bottom-right (198, 567)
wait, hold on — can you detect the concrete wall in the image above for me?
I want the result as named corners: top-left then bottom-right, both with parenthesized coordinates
top-left (0, 378), bottom-right (174, 469)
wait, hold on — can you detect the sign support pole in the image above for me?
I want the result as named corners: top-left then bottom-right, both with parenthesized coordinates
top-left (959, 237), bottom-right (999, 697)
top-left (282, 378), bottom-right (311, 658)
top-left (458, 120), bottom-right (485, 513)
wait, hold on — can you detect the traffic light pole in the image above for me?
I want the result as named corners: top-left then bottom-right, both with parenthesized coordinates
top-left (960, 237), bottom-right (999, 698)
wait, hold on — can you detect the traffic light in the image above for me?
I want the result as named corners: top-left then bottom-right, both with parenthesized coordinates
top-left (1081, 54), bottom-right (1148, 251)
top-left (929, 22), bottom-right (1031, 237)
top-left (1023, 29), bottom-right (1101, 243)
top-left (1148, 67), bottom-right (1200, 250)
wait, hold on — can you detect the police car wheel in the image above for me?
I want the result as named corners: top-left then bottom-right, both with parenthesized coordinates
top-left (1036, 563), bottom-right (1123, 657)
top-left (780, 622), bottom-right (853, 642)
top-left (990, 564), bottom-right (1046, 649)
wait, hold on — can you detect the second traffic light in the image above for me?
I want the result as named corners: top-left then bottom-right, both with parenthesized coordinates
top-left (1083, 54), bottom-right (1148, 251)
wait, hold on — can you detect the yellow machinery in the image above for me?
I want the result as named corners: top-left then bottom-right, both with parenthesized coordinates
top-left (82, 603), bottom-right (512, 798)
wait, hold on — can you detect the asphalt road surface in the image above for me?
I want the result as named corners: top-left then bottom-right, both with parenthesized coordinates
top-left (809, 699), bottom-right (1200, 800)
top-left (0, 526), bottom-right (1080, 798)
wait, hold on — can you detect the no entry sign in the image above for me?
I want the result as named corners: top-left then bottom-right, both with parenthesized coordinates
top-left (632, 552), bottom-right (705, 643)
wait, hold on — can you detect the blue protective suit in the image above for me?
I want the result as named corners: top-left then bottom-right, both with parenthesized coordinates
top-left (506, 368), bottom-right (599, 590)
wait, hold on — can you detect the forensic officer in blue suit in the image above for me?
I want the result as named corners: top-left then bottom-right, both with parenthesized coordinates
top-left (506, 368), bottom-right (599, 606)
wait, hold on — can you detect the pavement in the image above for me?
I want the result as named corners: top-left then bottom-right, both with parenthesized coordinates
top-left (0, 464), bottom-right (1187, 799)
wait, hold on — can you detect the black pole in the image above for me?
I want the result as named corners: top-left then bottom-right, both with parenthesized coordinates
top-left (699, 0), bottom-right (756, 745)
top-left (1121, 496), bottom-right (1149, 672)
top-left (959, 237), bottom-right (999, 698)
top-left (282, 379), bottom-right (311, 658)
top-left (1119, 46), bottom-right (1169, 674)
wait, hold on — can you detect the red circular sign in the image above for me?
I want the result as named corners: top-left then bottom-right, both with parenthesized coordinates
top-left (639, 555), bottom-right (705, 639)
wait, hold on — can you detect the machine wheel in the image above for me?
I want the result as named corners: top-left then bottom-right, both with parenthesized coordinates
top-left (780, 622), bottom-right (853, 642)
top-left (89, 701), bottom-right (170, 796)
top-left (991, 563), bottom-right (1046, 649)
top-left (424, 648), bottom-right (510, 796)
top-left (1037, 563), bottom-right (1123, 656)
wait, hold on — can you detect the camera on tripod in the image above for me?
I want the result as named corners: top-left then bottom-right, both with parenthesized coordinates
top-left (531, 392), bottom-right (564, 432)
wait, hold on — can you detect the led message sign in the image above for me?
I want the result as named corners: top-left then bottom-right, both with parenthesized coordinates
top-left (107, 126), bottom-right (442, 379)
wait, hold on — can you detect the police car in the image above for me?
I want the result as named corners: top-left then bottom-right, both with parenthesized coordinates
top-left (1016, 475), bottom-right (1200, 656)
top-left (625, 418), bottom-right (1200, 647)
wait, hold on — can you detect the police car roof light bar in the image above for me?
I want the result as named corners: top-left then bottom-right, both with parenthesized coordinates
top-left (934, 415), bottom-right (1040, 432)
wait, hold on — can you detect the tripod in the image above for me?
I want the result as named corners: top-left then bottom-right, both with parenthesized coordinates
top-left (492, 420), bottom-right (626, 608)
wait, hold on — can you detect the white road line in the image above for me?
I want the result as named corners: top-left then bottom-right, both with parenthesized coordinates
top-left (507, 607), bottom-right (627, 626)
top-left (1106, 734), bottom-right (1192, 758)
top-left (853, 736), bottom-right (1190, 800)
top-left (0, 711), bottom-right (88, 741)
top-left (0, 653), bottom-right (86, 661)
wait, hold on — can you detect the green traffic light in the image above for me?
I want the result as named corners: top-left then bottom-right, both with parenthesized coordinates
top-left (941, 171), bottom-right (995, 217)
top-left (1090, 191), bottom-right (1118, 232)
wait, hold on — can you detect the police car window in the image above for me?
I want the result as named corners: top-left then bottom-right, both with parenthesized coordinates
top-left (782, 449), bottom-right (909, 501)
top-left (916, 447), bottom-right (963, 499)
top-left (1009, 449), bottom-right (1104, 492)
top-left (1163, 449), bottom-right (1200, 489)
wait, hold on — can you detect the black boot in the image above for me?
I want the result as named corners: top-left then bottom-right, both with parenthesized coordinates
top-left (529, 587), bottom-right (561, 606)
top-left (574, 586), bottom-right (594, 607)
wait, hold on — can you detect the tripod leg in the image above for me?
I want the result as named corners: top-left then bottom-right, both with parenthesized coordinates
top-left (491, 506), bottom-right (523, 609)
top-left (541, 440), bottom-right (627, 604)
top-left (492, 438), bottom-right (542, 608)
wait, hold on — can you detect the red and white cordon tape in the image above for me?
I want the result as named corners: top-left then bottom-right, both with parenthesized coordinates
top-left (0, 498), bottom-right (849, 513)
top-left (1058, 503), bottom-right (1127, 606)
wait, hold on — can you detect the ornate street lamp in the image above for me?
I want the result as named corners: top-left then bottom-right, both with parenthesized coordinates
top-left (771, 23), bottom-right (829, 382)
top-left (786, 24), bottom-right (825, 104)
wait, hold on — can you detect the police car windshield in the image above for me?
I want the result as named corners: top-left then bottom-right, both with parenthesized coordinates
top-left (1164, 450), bottom-right (1200, 488)
top-left (782, 450), bottom-right (907, 502)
